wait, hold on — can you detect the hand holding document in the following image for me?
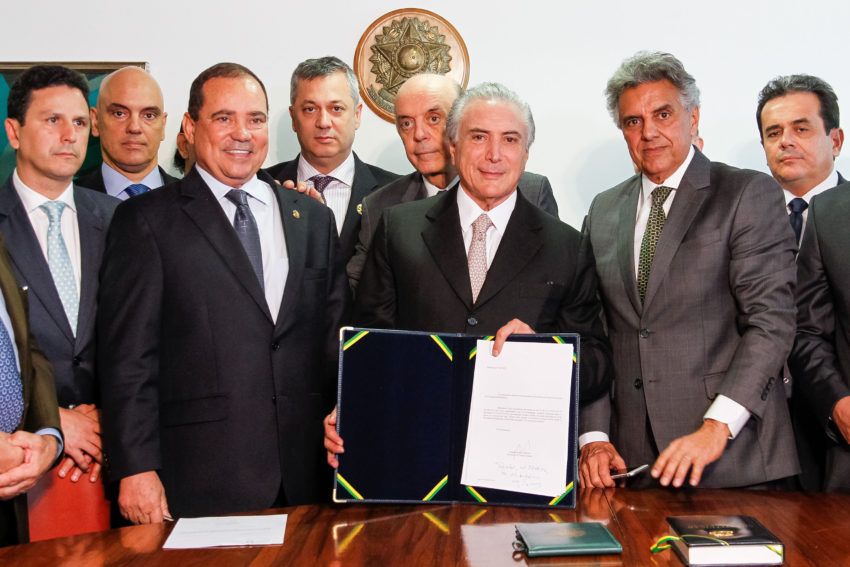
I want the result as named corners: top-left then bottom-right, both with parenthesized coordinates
top-left (163, 514), bottom-right (287, 549)
top-left (461, 340), bottom-right (573, 497)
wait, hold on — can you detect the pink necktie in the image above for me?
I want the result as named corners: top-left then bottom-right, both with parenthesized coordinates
top-left (467, 214), bottom-right (493, 303)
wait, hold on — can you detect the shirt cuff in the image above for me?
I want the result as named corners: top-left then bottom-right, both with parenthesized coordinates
top-left (703, 395), bottom-right (751, 439)
top-left (35, 428), bottom-right (64, 460)
top-left (578, 431), bottom-right (610, 448)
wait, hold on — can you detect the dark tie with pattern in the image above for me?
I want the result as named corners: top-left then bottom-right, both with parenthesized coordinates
top-left (308, 175), bottom-right (334, 197)
top-left (125, 183), bottom-right (150, 197)
top-left (637, 186), bottom-right (673, 303)
top-left (788, 197), bottom-right (808, 247)
top-left (0, 315), bottom-right (23, 433)
top-left (225, 189), bottom-right (264, 291)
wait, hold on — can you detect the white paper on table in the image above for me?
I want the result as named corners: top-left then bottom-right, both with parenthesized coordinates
top-left (460, 340), bottom-right (573, 497)
top-left (162, 514), bottom-right (288, 549)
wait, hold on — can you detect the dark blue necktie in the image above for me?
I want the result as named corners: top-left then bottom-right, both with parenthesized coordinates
top-left (788, 197), bottom-right (808, 247)
top-left (0, 313), bottom-right (23, 433)
top-left (125, 184), bottom-right (150, 197)
top-left (225, 189), bottom-right (264, 291)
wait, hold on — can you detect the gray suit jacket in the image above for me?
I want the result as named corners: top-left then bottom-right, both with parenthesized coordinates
top-left (789, 181), bottom-right (850, 492)
top-left (347, 171), bottom-right (559, 290)
top-left (0, 177), bottom-right (118, 407)
top-left (583, 149), bottom-right (799, 487)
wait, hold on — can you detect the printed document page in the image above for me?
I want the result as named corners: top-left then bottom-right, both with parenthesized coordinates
top-left (460, 340), bottom-right (573, 497)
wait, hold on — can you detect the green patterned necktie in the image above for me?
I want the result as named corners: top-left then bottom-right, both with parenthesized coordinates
top-left (637, 186), bottom-right (673, 303)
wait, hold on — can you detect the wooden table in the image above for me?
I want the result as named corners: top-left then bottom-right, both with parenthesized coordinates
top-left (2, 488), bottom-right (848, 566)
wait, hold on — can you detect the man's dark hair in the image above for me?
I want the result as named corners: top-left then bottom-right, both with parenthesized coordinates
top-left (756, 74), bottom-right (840, 140)
top-left (7, 65), bottom-right (89, 124)
top-left (187, 62), bottom-right (268, 120)
top-left (756, 75), bottom-right (839, 141)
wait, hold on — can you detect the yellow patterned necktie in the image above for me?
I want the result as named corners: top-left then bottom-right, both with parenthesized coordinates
top-left (637, 186), bottom-right (673, 303)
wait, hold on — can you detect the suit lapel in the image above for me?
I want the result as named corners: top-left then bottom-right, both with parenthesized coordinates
top-left (73, 186), bottom-right (109, 350)
top-left (272, 181), bottom-right (308, 333)
top-left (179, 170), bottom-right (272, 321)
top-left (340, 154), bottom-right (377, 251)
top-left (404, 173), bottom-right (429, 203)
top-left (421, 187), bottom-right (474, 307)
top-left (616, 177), bottom-right (642, 314)
top-left (0, 178), bottom-right (74, 340)
top-left (474, 193), bottom-right (543, 307)
top-left (642, 151), bottom-right (712, 309)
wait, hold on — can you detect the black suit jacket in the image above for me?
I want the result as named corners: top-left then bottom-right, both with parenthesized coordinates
top-left (354, 186), bottom-right (612, 403)
top-left (265, 153), bottom-right (399, 263)
top-left (0, 177), bottom-right (118, 407)
top-left (75, 165), bottom-right (177, 195)
top-left (98, 168), bottom-right (348, 517)
top-left (790, 180), bottom-right (850, 492)
top-left (347, 171), bottom-right (559, 290)
top-left (0, 232), bottom-right (60, 544)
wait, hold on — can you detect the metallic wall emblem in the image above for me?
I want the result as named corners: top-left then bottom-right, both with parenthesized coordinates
top-left (354, 9), bottom-right (469, 123)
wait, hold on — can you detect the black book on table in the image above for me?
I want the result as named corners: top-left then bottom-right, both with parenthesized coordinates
top-left (666, 515), bottom-right (784, 566)
top-left (332, 327), bottom-right (580, 509)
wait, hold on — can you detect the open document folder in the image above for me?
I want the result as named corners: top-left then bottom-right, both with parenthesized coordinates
top-left (333, 328), bottom-right (579, 508)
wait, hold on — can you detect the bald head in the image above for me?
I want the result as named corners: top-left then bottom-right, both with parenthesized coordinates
top-left (92, 66), bottom-right (167, 181)
top-left (394, 74), bottom-right (461, 189)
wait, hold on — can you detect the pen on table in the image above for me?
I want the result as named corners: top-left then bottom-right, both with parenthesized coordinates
top-left (610, 464), bottom-right (649, 479)
top-left (163, 515), bottom-right (175, 522)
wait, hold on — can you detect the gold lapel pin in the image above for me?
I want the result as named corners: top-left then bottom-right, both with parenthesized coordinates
top-left (357, 203), bottom-right (363, 215)
top-left (292, 210), bottom-right (301, 219)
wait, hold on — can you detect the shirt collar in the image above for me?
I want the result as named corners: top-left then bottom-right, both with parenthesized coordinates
top-left (195, 165), bottom-right (269, 206)
top-left (12, 169), bottom-right (76, 214)
top-left (640, 145), bottom-right (695, 200)
top-left (296, 151), bottom-right (355, 187)
top-left (782, 168), bottom-right (838, 206)
top-left (423, 175), bottom-right (458, 198)
top-left (101, 162), bottom-right (164, 197)
top-left (456, 184), bottom-right (517, 236)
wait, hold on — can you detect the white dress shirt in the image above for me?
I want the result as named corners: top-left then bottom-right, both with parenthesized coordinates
top-left (13, 170), bottom-right (81, 291)
top-left (456, 185), bottom-right (517, 268)
top-left (580, 147), bottom-right (750, 449)
top-left (783, 168), bottom-right (838, 247)
top-left (100, 162), bottom-right (165, 201)
top-left (424, 175), bottom-right (459, 198)
top-left (297, 152), bottom-right (355, 235)
top-left (197, 166), bottom-right (288, 322)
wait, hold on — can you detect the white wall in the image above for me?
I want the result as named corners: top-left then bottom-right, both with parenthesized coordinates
top-left (3, 0), bottom-right (848, 226)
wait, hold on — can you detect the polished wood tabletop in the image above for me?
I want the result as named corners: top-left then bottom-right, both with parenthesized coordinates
top-left (2, 488), bottom-right (848, 566)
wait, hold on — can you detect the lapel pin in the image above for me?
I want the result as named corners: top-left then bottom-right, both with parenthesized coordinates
top-left (292, 210), bottom-right (301, 219)
top-left (357, 203), bottom-right (362, 215)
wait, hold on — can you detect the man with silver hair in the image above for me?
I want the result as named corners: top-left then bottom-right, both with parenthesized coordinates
top-left (346, 73), bottom-right (559, 291)
top-left (323, 82), bottom-right (612, 467)
top-left (266, 56), bottom-right (398, 263)
top-left (580, 51), bottom-right (799, 489)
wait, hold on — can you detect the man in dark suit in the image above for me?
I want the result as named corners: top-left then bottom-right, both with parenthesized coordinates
top-left (757, 74), bottom-right (845, 491)
top-left (789, 182), bottom-right (850, 492)
top-left (324, 82), bottom-right (612, 466)
top-left (99, 63), bottom-right (347, 523)
top-left (76, 67), bottom-right (177, 198)
top-left (265, 56), bottom-right (398, 263)
top-left (580, 52), bottom-right (798, 490)
top-left (0, 232), bottom-right (61, 546)
top-left (2, 65), bottom-right (118, 490)
top-left (347, 73), bottom-right (559, 290)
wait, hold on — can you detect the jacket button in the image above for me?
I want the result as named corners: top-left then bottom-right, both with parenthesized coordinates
top-left (467, 316), bottom-right (478, 326)
top-left (72, 356), bottom-right (82, 366)
top-left (634, 379), bottom-right (643, 389)
top-left (639, 329), bottom-right (650, 339)
top-left (271, 342), bottom-right (280, 351)
top-left (272, 395), bottom-right (278, 402)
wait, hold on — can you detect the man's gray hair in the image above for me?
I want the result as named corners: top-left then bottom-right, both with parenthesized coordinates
top-left (605, 51), bottom-right (700, 127)
top-left (290, 56), bottom-right (359, 106)
top-left (446, 82), bottom-right (535, 149)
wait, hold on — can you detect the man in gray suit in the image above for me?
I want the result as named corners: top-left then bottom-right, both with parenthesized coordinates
top-left (580, 52), bottom-right (798, 489)
top-left (789, 182), bottom-right (850, 492)
top-left (347, 73), bottom-right (558, 291)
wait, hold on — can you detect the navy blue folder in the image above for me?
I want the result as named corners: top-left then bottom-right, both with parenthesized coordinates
top-left (333, 328), bottom-right (579, 509)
